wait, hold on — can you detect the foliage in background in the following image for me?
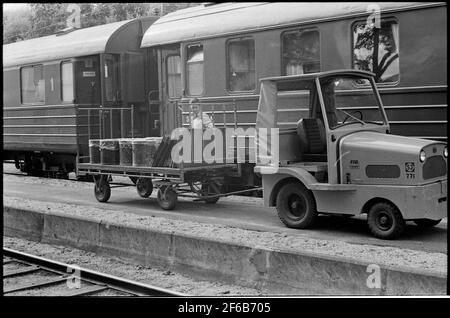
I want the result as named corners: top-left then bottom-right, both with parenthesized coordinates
top-left (3, 3), bottom-right (200, 44)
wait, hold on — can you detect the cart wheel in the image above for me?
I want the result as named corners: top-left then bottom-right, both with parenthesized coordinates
top-left (367, 202), bottom-right (405, 239)
top-left (136, 178), bottom-right (153, 198)
top-left (276, 182), bottom-right (317, 229)
top-left (157, 186), bottom-right (177, 210)
top-left (413, 218), bottom-right (442, 228)
top-left (205, 196), bottom-right (220, 204)
top-left (202, 182), bottom-right (221, 204)
top-left (94, 176), bottom-right (111, 202)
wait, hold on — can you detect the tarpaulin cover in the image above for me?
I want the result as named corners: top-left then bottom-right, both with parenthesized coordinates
top-left (256, 80), bottom-right (277, 129)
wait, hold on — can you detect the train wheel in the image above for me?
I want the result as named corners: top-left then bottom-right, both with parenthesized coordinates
top-left (136, 178), bottom-right (153, 198)
top-left (367, 202), bottom-right (405, 239)
top-left (94, 176), bottom-right (111, 203)
top-left (157, 186), bottom-right (177, 210)
top-left (413, 219), bottom-right (442, 228)
top-left (276, 182), bottom-right (317, 229)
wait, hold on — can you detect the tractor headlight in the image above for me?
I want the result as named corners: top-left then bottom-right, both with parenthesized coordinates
top-left (419, 150), bottom-right (426, 162)
top-left (444, 146), bottom-right (448, 158)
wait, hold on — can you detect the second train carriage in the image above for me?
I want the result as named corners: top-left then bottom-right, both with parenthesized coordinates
top-left (140, 2), bottom-right (447, 142)
top-left (3, 17), bottom-right (159, 178)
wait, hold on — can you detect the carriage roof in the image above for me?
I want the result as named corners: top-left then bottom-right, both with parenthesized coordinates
top-left (140, 2), bottom-right (443, 47)
top-left (3, 19), bottom-right (147, 68)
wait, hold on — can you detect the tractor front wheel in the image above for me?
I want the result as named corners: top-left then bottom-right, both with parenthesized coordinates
top-left (367, 202), bottom-right (405, 239)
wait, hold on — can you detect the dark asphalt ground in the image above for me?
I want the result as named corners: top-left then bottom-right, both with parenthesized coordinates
top-left (3, 163), bottom-right (447, 254)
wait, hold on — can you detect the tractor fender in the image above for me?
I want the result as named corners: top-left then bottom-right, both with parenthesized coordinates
top-left (256, 166), bottom-right (318, 207)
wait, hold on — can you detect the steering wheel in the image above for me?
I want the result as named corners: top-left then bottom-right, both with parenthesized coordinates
top-left (343, 110), bottom-right (363, 124)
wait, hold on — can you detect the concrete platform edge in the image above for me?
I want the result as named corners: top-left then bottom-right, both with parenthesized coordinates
top-left (3, 206), bottom-right (447, 295)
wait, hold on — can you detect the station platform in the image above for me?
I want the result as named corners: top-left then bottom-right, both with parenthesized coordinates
top-left (4, 194), bottom-right (447, 295)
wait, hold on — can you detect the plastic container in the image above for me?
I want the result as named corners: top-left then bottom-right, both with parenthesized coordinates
top-left (119, 138), bottom-right (133, 166)
top-left (100, 139), bottom-right (120, 165)
top-left (89, 139), bottom-right (101, 164)
top-left (132, 137), bottom-right (162, 167)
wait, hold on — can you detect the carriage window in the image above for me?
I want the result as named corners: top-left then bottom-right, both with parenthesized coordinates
top-left (186, 44), bottom-right (204, 96)
top-left (227, 38), bottom-right (255, 92)
top-left (167, 55), bottom-right (182, 98)
top-left (282, 29), bottom-right (320, 75)
top-left (353, 19), bottom-right (399, 83)
top-left (61, 61), bottom-right (74, 102)
top-left (103, 54), bottom-right (120, 102)
top-left (21, 65), bottom-right (45, 104)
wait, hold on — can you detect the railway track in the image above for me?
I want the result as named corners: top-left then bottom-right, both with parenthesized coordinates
top-left (3, 248), bottom-right (186, 297)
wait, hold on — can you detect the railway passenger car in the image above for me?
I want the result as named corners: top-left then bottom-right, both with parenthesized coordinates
top-left (140, 2), bottom-right (446, 141)
top-left (3, 2), bottom-right (447, 181)
top-left (3, 17), bottom-right (158, 178)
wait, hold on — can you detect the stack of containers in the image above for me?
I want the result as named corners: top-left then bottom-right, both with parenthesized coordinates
top-left (89, 139), bottom-right (101, 164)
top-left (119, 138), bottom-right (133, 166)
top-left (132, 137), bottom-right (163, 167)
top-left (100, 139), bottom-right (120, 165)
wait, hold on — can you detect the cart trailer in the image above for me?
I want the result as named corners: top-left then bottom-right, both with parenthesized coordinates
top-left (78, 102), bottom-right (261, 210)
top-left (255, 70), bottom-right (447, 239)
top-left (77, 162), bottom-right (251, 210)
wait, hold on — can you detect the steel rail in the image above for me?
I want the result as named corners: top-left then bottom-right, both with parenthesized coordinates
top-left (3, 248), bottom-right (186, 297)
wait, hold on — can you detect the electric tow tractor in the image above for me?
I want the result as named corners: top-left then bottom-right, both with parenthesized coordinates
top-left (255, 70), bottom-right (447, 239)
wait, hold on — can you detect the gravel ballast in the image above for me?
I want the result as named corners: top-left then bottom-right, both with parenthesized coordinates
top-left (3, 237), bottom-right (260, 296)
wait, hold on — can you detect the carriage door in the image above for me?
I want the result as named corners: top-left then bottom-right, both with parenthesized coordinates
top-left (145, 48), bottom-right (160, 137)
top-left (100, 53), bottom-right (120, 138)
top-left (160, 47), bottom-right (182, 136)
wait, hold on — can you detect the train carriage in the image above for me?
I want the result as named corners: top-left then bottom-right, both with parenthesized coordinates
top-left (3, 2), bottom-right (447, 181)
top-left (140, 2), bottom-right (446, 141)
top-left (3, 17), bottom-right (158, 178)
top-left (2, 3), bottom-right (447, 238)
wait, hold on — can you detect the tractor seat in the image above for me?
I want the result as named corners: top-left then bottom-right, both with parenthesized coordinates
top-left (296, 118), bottom-right (327, 162)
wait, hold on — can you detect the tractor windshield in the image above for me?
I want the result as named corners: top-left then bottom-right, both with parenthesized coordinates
top-left (318, 75), bottom-right (386, 130)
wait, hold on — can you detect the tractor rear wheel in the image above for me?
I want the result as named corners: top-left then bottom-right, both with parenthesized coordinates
top-left (367, 202), bottom-right (405, 239)
top-left (276, 182), bottom-right (317, 229)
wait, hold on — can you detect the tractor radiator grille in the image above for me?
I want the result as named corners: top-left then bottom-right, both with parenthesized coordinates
top-left (423, 155), bottom-right (447, 180)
